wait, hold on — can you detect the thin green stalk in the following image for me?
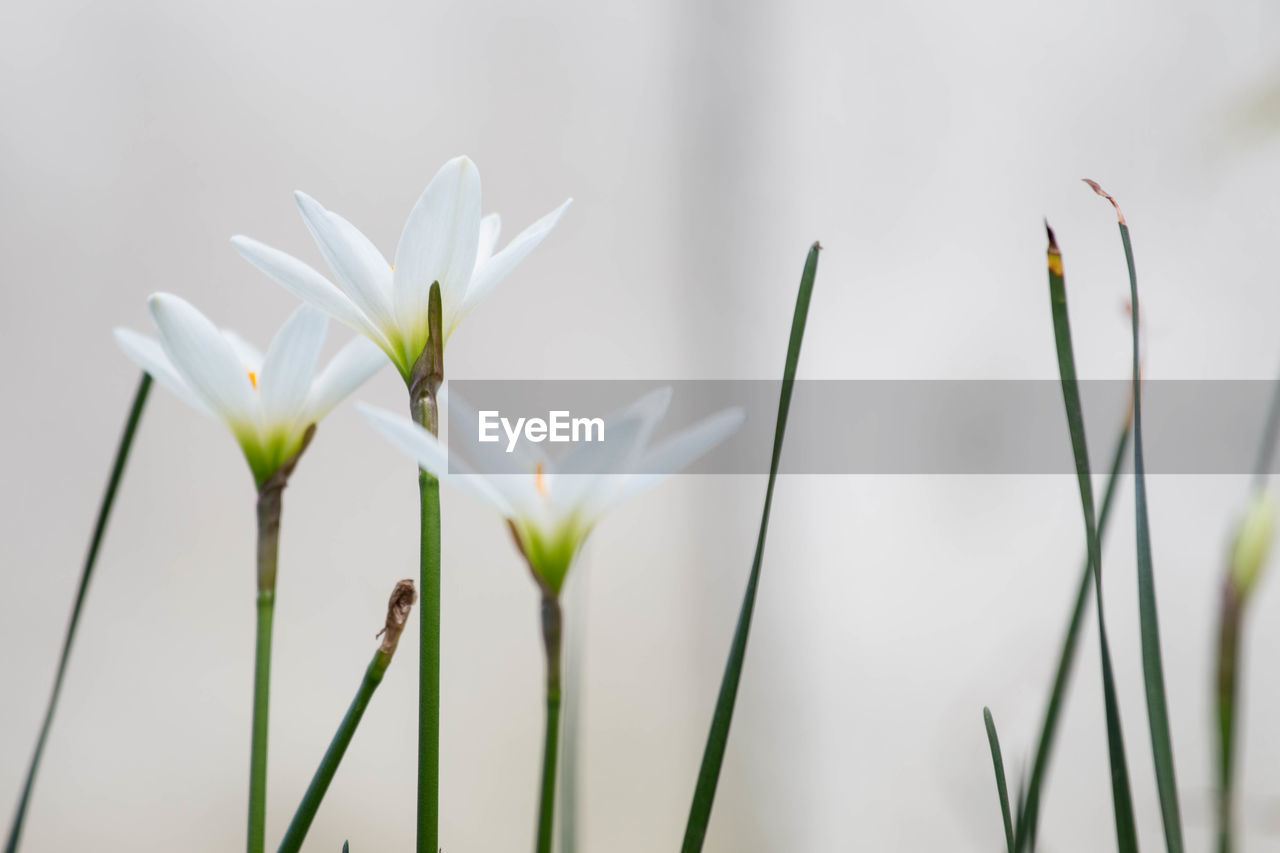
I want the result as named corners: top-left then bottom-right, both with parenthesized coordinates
top-left (415, 467), bottom-right (441, 853)
top-left (4, 373), bottom-right (152, 853)
top-left (536, 595), bottom-right (564, 853)
top-left (247, 428), bottom-right (311, 853)
top-left (1215, 579), bottom-right (1242, 853)
top-left (1211, 359), bottom-right (1280, 853)
top-left (409, 282), bottom-right (444, 853)
top-left (277, 581), bottom-right (416, 853)
top-left (1015, 400), bottom-right (1133, 851)
top-left (250, 471), bottom-right (286, 853)
top-left (983, 707), bottom-right (1015, 853)
top-left (1087, 181), bottom-right (1185, 852)
top-left (1045, 225), bottom-right (1139, 852)
top-left (250, 589), bottom-right (276, 853)
top-left (681, 242), bottom-right (820, 853)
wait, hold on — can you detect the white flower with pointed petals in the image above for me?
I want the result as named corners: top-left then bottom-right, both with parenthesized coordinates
top-left (230, 156), bottom-right (571, 381)
top-left (358, 388), bottom-right (744, 594)
top-left (115, 294), bottom-right (386, 485)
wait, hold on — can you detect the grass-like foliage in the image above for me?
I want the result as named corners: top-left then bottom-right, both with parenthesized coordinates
top-left (681, 242), bottom-right (820, 852)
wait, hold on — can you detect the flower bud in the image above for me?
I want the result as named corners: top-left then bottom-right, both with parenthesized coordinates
top-left (1231, 491), bottom-right (1276, 596)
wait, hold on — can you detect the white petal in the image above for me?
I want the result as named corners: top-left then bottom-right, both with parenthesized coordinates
top-left (259, 305), bottom-right (328, 426)
top-left (475, 213), bottom-right (502, 266)
top-left (294, 192), bottom-right (399, 337)
top-left (557, 386), bottom-right (670, 476)
top-left (358, 403), bottom-right (514, 516)
top-left (393, 157), bottom-right (482, 339)
top-left (147, 294), bottom-right (259, 428)
top-left (457, 198), bottom-right (572, 329)
top-left (231, 236), bottom-right (396, 357)
top-left (558, 413), bottom-right (646, 477)
top-left (595, 407), bottom-right (745, 517)
top-left (222, 331), bottom-right (264, 374)
top-left (551, 416), bottom-right (646, 513)
top-left (305, 336), bottom-right (386, 420)
top-left (444, 387), bottom-right (551, 476)
top-left (114, 328), bottom-right (211, 415)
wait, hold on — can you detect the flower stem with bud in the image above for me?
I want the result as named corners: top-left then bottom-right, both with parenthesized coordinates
top-left (1215, 490), bottom-right (1276, 853)
top-left (409, 283), bottom-right (444, 853)
top-left (277, 580), bottom-right (417, 853)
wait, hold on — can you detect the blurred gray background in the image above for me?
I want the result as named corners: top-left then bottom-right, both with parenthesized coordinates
top-left (4, 0), bottom-right (1280, 850)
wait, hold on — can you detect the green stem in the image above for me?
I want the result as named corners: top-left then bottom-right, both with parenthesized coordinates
top-left (410, 281), bottom-right (444, 853)
top-left (416, 464), bottom-right (441, 853)
top-left (277, 652), bottom-right (392, 853)
top-left (1215, 579), bottom-right (1242, 853)
top-left (277, 579), bottom-right (415, 853)
top-left (4, 373), bottom-right (152, 853)
top-left (250, 590), bottom-right (275, 853)
top-left (250, 480), bottom-right (284, 853)
top-left (536, 594), bottom-right (563, 853)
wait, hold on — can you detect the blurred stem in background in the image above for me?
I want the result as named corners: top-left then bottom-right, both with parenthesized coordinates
top-left (407, 283), bottom-right (444, 853)
top-left (276, 580), bottom-right (416, 853)
top-left (556, 551), bottom-right (588, 853)
top-left (1214, 370), bottom-right (1280, 853)
top-left (249, 427), bottom-right (313, 853)
top-left (3, 373), bottom-right (152, 853)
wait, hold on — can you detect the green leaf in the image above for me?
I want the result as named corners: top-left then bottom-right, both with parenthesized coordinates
top-left (1014, 410), bottom-right (1132, 849)
top-left (1043, 225), bottom-right (1140, 852)
top-left (1104, 189), bottom-right (1185, 853)
top-left (984, 707), bottom-right (1015, 853)
top-left (680, 242), bottom-right (820, 853)
top-left (5, 373), bottom-right (152, 853)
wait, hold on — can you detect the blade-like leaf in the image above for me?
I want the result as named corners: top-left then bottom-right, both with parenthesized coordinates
top-left (984, 707), bottom-right (1016, 853)
top-left (1044, 225), bottom-right (1140, 853)
top-left (680, 242), bottom-right (820, 852)
top-left (1015, 404), bottom-right (1133, 849)
top-left (1087, 181), bottom-right (1185, 852)
top-left (5, 373), bottom-right (152, 853)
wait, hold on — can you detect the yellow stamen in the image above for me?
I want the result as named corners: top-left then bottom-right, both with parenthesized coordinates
top-left (248, 371), bottom-right (258, 389)
top-left (535, 462), bottom-right (547, 497)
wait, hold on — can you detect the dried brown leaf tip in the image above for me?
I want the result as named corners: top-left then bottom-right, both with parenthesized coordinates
top-left (377, 578), bottom-right (417, 655)
top-left (1083, 178), bottom-right (1127, 225)
top-left (1045, 220), bottom-right (1063, 276)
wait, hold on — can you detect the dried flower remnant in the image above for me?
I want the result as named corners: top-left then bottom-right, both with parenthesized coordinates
top-left (378, 579), bottom-right (418, 655)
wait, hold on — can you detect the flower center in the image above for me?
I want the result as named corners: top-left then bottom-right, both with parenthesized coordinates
top-left (535, 462), bottom-right (547, 497)
top-left (248, 371), bottom-right (258, 390)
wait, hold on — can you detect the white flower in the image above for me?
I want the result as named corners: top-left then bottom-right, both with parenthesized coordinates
top-left (230, 156), bottom-right (571, 381)
top-left (115, 293), bottom-right (386, 485)
top-left (358, 388), bottom-right (744, 593)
